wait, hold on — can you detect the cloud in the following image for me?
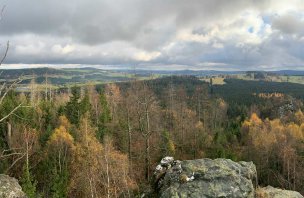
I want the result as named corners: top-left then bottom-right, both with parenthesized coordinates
top-left (272, 14), bottom-right (304, 36)
top-left (0, 0), bottom-right (303, 70)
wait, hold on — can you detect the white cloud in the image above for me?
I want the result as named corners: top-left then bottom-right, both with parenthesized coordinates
top-left (133, 51), bottom-right (161, 62)
top-left (52, 44), bottom-right (75, 54)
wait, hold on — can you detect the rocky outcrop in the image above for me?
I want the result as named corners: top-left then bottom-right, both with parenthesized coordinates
top-left (153, 157), bottom-right (303, 198)
top-left (153, 157), bottom-right (257, 198)
top-left (256, 186), bottom-right (303, 198)
top-left (0, 174), bottom-right (26, 198)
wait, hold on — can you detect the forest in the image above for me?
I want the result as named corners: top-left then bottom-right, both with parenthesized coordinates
top-left (0, 75), bottom-right (304, 197)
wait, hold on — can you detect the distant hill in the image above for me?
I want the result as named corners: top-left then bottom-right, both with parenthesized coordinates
top-left (1, 67), bottom-right (303, 85)
top-left (114, 69), bottom-right (245, 76)
top-left (0, 67), bottom-right (64, 79)
top-left (0, 67), bottom-right (131, 85)
top-left (269, 70), bottom-right (304, 76)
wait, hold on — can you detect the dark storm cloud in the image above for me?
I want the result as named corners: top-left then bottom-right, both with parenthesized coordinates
top-left (0, 0), bottom-right (303, 70)
top-left (0, 0), bottom-right (269, 46)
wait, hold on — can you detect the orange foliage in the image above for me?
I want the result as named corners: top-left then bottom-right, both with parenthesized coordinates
top-left (250, 113), bottom-right (262, 125)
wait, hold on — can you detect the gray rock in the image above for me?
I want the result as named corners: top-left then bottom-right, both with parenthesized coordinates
top-left (256, 186), bottom-right (303, 198)
top-left (153, 157), bottom-right (257, 198)
top-left (0, 174), bottom-right (27, 198)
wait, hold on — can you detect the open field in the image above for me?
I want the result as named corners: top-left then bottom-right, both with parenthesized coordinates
top-left (200, 77), bottom-right (226, 85)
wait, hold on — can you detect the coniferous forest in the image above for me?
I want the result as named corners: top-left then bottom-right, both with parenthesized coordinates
top-left (1, 75), bottom-right (304, 197)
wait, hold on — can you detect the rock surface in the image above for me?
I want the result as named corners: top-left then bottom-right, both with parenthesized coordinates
top-left (153, 157), bottom-right (257, 198)
top-left (256, 186), bottom-right (303, 198)
top-left (0, 174), bottom-right (26, 198)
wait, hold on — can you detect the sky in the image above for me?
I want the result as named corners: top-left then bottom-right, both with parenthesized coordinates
top-left (0, 0), bottom-right (304, 71)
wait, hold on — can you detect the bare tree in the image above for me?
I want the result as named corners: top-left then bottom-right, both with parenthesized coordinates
top-left (130, 80), bottom-right (159, 181)
top-left (0, 5), bottom-right (21, 123)
top-left (0, 6), bottom-right (34, 170)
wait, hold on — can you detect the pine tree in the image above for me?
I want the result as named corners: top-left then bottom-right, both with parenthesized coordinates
top-left (21, 163), bottom-right (37, 198)
top-left (80, 90), bottom-right (91, 115)
top-left (51, 167), bottom-right (68, 198)
top-left (65, 86), bottom-right (81, 125)
top-left (97, 92), bottom-right (111, 141)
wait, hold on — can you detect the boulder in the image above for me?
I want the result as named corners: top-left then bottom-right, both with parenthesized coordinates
top-left (256, 186), bottom-right (303, 198)
top-left (153, 157), bottom-right (257, 198)
top-left (0, 174), bottom-right (26, 198)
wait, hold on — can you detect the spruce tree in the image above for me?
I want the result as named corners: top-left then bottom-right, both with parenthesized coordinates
top-left (65, 86), bottom-right (81, 125)
top-left (21, 164), bottom-right (37, 198)
top-left (97, 92), bottom-right (111, 141)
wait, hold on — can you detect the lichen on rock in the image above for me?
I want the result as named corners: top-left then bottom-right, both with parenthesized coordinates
top-left (256, 186), bottom-right (303, 198)
top-left (0, 174), bottom-right (27, 198)
top-left (153, 157), bottom-right (257, 198)
top-left (152, 157), bottom-right (304, 198)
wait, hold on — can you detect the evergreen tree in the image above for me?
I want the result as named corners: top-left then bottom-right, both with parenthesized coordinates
top-left (97, 92), bottom-right (111, 141)
top-left (21, 164), bottom-right (38, 198)
top-left (80, 90), bottom-right (91, 116)
top-left (65, 86), bottom-right (81, 125)
top-left (51, 167), bottom-right (68, 198)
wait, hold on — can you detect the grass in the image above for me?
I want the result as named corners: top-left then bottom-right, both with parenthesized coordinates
top-left (200, 77), bottom-right (226, 85)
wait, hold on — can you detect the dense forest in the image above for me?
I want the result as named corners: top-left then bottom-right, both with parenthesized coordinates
top-left (0, 75), bottom-right (304, 197)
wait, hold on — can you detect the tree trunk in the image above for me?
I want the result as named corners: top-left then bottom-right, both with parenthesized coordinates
top-left (7, 122), bottom-right (11, 148)
top-left (145, 136), bottom-right (150, 181)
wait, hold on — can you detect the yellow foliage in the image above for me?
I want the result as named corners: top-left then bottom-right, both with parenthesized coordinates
top-left (270, 119), bottom-right (286, 142)
top-left (287, 123), bottom-right (303, 140)
top-left (48, 125), bottom-right (74, 150)
top-left (250, 113), bottom-right (262, 125)
top-left (295, 110), bottom-right (304, 125)
top-left (167, 139), bottom-right (176, 155)
top-left (242, 120), bottom-right (251, 128)
top-left (58, 115), bottom-right (71, 129)
top-left (68, 118), bottom-right (136, 197)
top-left (300, 124), bottom-right (304, 137)
top-left (243, 113), bottom-right (304, 152)
top-left (195, 121), bottom-right (204, 129)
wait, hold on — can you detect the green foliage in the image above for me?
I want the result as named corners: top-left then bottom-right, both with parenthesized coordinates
top-left (50, 167), bottom-right (68, 198)
top-left (65, 86), bottom-right (81, 125)
top-left (227, 103), bottom-right (247, 121)
top-left (40, 124), bottom-right (53, 145)
top-left (97, 92), bottom-right (111, 141)
top-left (21, 164), bottom-right (38, 198)
top-left (80, 90), bottom-right (91, 115)
top-left (65, 87), bottom-right (91, 126)
top-left (161, 130), bottom-right (175, 156)
top-left (40, 101), bottom-right (56, 130)
top-left (214, 79), bottom-right (304, 106)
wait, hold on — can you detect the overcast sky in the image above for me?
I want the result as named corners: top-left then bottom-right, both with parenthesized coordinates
top-left (0, 0), bottom-right (303, 70)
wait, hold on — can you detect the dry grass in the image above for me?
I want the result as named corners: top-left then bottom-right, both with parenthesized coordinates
top-left (200, 77), bottom-right (226, 85)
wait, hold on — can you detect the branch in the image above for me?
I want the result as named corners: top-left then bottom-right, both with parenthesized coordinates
top-left (0, 5), bottom-right (8, 66)
top-left (0, 5), bottom-right (6, 21)
top-left (12, 113), bottom-right (32, 121)
top-left (5, 153), bottom-right (26, 172)
top-left (1, 148), bottom-right (23, 158)
top-left (0, 152), bottom-right (23, 158)
top-left (0, 82), bottom-right (6, 96)
top-left (0, 77), bottom-right (23, 105)
top-left (0, 103), bottom-right (22, 122)
top-left (2, 147), bottom-right (23, 153)
top-left (0, 41), bottom-right (9, 66)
